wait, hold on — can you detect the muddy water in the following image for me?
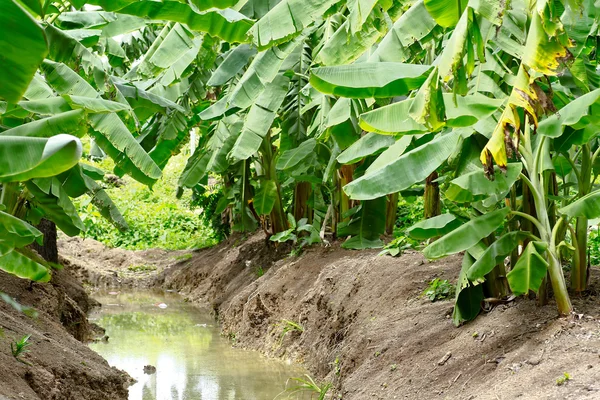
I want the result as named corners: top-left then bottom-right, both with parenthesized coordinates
top-left (89, 291), bottom-right (307, 400)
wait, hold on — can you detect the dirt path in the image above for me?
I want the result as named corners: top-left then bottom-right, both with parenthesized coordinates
top-left (55, 234), bottom-right (600, 399)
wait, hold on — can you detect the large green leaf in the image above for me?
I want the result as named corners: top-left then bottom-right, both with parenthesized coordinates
top-left (178, 150), bottom-right (212, 189)
top-left (0, 0), bottom-right (48, 103)
top-left (424, 0), bottom-right (467, 28)
top-left (253, 180), bottom-right (278, 215)
top-left (83, 175), bottom-right (129, 232)
top-left (452, 252), bottom-right (484, 326)
top-left (445, 163), bottom-right (522, 203)
top-left (276, 139), bottom-right (317, 170)
top-left (506, 242), bottom-right (549, 296)
top-left (0, 109), bottom-right (87, 138)
top-left (25, 178), bottom-right (85, 236)
top-left (365, 135), bottom-right (412, 174)
top-left (339, 197), bottom-right (386, 249)
top-left (337, 133), bottom-right (395, 165)
top-left (359, 94), bottom-right (504, 134)
top-left (344, 130), bottom-right (462, 200)
top-left (201, 37), bottom-right (303, 120)
top-left (310, 63), bottom-right (432, 98)
top-left (406, 213), bottom-right (462, 240)
top-left (466, 231), bottom-right (532, 282)
top-left (0, 135), bottom-right (82, 182)
top-left (208, 44), bottom-right (257, 86)
top-left (86, 2), bottom-right (252, 43)
top-left (0, 244), bottom-right (50, 282)
top-left (559, 189), bottom-right (600, 219)
top-left (229, 75), bottom-right (289, 161)
top-left (316, 17), bottom-right (385, 66)
top-left (422, 208), bottom-right (510, 259)
top-left (347, 0), bottom-right (379, 34)
top-left (0, 211), bottom-right (43, 249)
top-left (248, 0), bottom-right (340, 49)
top-left (539, 89), bottom-right (600, 138)
top-left (369, 0), bottom-right (436, 63)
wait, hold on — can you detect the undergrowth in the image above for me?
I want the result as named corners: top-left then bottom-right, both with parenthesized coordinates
top-left (75, 153), bottom-right (218, 250)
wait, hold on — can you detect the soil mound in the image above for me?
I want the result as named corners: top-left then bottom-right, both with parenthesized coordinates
top-left (0, 267), bottom-right (129, 400)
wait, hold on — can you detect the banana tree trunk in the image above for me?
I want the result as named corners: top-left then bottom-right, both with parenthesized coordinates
top-left (338, 165), bottom-right (354, 222)
top-left (293, 182), bottom-right (312, 223)
top-left (424, 171), bottom-right (440, 219)
top-left (31, 219), bottom-right (58, 263)
top-left (572, 144), bottom-right (591, 293)
top-left (385, 192), bottom-right (399, 235)
top-left (261, 132), bottom-right (287, 235)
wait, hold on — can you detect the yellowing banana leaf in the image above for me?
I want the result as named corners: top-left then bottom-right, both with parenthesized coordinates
top-left (446, 163), bottom-right (522, 203)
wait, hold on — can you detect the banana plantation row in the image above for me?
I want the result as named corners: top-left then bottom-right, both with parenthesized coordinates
top-left (1, 0), bottom-right (599, 325)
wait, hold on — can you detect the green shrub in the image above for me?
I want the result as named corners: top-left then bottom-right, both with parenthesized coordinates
top-left (75, 154), bottom-right (218, 250)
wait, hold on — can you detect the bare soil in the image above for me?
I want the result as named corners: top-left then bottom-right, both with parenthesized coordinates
top-left (0, 267), bottom-right (129, 400)
top-left (32, 234), bottom-right (600, 400)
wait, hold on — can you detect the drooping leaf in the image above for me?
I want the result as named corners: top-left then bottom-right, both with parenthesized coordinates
top-left (445, 163), bottom-right (522, 203)
top-left (423, 208), bottom-right (510, 259)
top-left (208, 44), bottom-right (257, 86)
top-left (0, 211), bottom-right (43, 249)
top-left (344, 130), bottom-right (463, 200)
top-left (276, 139), bottom-right (317, 170)
top-left (248, 0), bottom-right (340, 49)
top-left (559, 190), bottom-right (600, 219)
top-left (229, 75), bottom-right (289, 161)
top-left (310, 63), bottom-right (432, 98)
top-left (0, 135), bottom-right (82, 182)
top-left (0, 109), bottom-right (87, 138)
top-left (253, 180), bottom-right (278, 215)
top-left (339, 197), bottom-right (386, 249)
top-left (452, 252), bottom-right (484, 326)
top-left (0, 244), bottom-right (50, 282)
top-left (406, 213), bottom-right (462, 240)
top-left (25, 178), bottom-right (86, 237)
top-left (337, 133), bottom-right (395, 165)
top-left (0, 0), bottom-right (48, 103)
top-left (466, 231), bottom-right (532, 282)
top-left (506, 241), bottom-right (549, 296)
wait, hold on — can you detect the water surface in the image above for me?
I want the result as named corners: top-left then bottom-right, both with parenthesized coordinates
top-left (89, 291), bottom-right (307, 400)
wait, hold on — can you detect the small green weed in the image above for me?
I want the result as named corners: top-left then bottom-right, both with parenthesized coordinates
top-left (278, 319), bottom-right (304, 345)
top-left (11, 334), bottom-right (31, 363)
top-left (422, 278), bottom-right (455, 302)
top-left (127, 264), bottom-right (157, 273)
top-left (173, 253), bottom-right (193, 262)
top-left (379, 236), bottom-right (414, 257)
top-left (255, 266), bottom-right (265, 277)
top-left (281, 374), bottom-right (332, 400)
top-left (556, 372), bottom-right (571, 386)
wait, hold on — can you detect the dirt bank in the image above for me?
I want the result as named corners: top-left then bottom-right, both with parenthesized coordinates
top-left (58, 234), bottom-right (600, 399)
top-left (156, 234), bottom-right (600, 400)
top-left (0, 267), bottom-right (129, 400)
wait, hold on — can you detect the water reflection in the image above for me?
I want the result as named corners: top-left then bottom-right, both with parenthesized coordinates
top-left (89, 291), bottom-right (307, 400)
